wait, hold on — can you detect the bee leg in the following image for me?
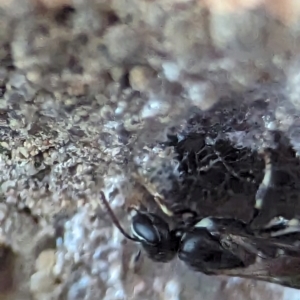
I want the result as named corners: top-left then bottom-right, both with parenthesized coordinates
top-left (270, 218), bottom-right (300, 237)
top-left (262, 216), bottom-right (288, 229)
top-left (153, 195), bottom-right (174, 217)
top-left (132, 172), bottom-right (176, 217)
top-left (129, 250), bottom-right (143, 272)
top-left (254, 151), bottom-right (272, 212)
top-left (258, 214), bottom-right (300, 237)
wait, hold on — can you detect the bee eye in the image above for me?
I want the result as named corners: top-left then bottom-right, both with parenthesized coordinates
top-left (131, 213), bottom-right (161, 244)
top-left (131, 211), bottom-right (171, 245)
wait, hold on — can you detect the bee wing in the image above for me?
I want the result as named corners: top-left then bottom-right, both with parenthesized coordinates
top-left (223, 233), bottom-right (300, 257)
top-left (218, 232), bottom-right (300, 289)
top-left (217, 256), bottom-right (300, 289)
top-left (219, 234), bottom-right (258, 266)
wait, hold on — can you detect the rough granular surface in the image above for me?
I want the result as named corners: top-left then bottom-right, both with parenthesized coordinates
top-left (1, 0), bottom-right (300, 299)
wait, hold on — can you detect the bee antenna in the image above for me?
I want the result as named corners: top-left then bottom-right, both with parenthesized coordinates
top-left (99, 191), bottom-right (139, 242)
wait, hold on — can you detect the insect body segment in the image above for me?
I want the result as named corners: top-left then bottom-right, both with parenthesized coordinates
top-left (269, 218), bottom-right (300, 237)
top-left (100, 191), bottom-right (300, 278)
top-left (100, 192), bottom-right (253, 272)
top-left (99, 191), bottom-right (179, 262)
top-left (178, 226), bottom-right (245, 272)
top-left (130, 209), bottom-right (179, 262)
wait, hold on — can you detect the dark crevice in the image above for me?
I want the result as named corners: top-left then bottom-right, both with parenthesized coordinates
top-left (155, 101), bottom-right (300, 226)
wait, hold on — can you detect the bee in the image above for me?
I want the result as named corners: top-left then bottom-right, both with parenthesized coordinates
top-left (99, 135), bottom-right (300, 290)
top-left (99, 190), bottom-right (300, 289)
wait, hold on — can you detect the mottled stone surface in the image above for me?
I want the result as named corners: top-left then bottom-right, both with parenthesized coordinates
top-left (1, 0), bottom-right (300, 299)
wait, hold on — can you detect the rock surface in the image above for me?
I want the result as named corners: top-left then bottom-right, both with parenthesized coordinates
top-left (0, 0), bottom-right (300, 299)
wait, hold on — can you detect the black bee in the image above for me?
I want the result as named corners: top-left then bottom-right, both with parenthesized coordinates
top-left (99, 191), bottom-right (300, 289)
top-left (100, 191), bottom-right (251, 271)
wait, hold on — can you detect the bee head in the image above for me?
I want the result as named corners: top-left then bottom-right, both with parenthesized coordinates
top-left (130, 209), bottom-right (179, 262)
